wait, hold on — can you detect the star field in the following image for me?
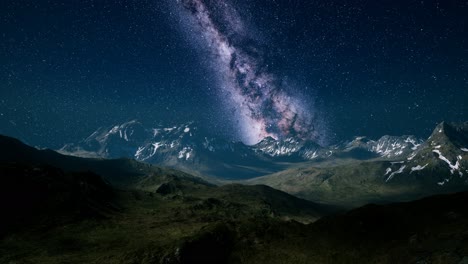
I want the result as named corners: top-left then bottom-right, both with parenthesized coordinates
top-left (1, 0), bottom-right (467, 148)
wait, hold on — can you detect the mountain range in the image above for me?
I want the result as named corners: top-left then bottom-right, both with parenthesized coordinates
top-left (60, 120), bottom-right (427, 179)
top-left (59, 120), bottom-right (468, 207)
top-left (249, 121), bottom-right (468, 207)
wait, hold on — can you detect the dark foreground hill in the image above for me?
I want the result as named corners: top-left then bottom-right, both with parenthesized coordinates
top-left (0, 163), bottom-right (116, 237)
top-left (1, 168), bottom-right (467, 263)
top-left (236, 191), bottom-right (468, 264)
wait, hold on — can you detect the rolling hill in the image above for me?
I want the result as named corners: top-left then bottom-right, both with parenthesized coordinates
top-left (1, 134), bottom-right (468, 263)
top-left (247, 122), bottom-right (468, 207)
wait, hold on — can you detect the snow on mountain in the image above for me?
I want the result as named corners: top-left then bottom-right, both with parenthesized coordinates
top-left (385, 165), bottom-right (406, 182)
top-left (253, 136), bottom-right (322, 160)
top-left (343, 135), bottom-right (422, 158)
top-left (61, 120), bottom-right (428, 164)
top-left (60, 120), bottom-right (468, 183)
top-left (251, 134), bottom-right (424, 161)
top-left (62, 121), bottom-right (239, 162)
top-left (382, 122), bottom-right (468, 185)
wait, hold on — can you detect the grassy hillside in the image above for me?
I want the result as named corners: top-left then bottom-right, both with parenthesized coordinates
top-left (1, 134), bottom-right (468, 263)
top-left (0, 163), bottom-right (328, 263)
top-left (246, 123), bottom-right (468, 208)
top-left (248, 157), bottom-right (468, 208)
top-left (2, 164), bottom-right (467, 263)
top-left (236, 191), bottom-right (468, 264)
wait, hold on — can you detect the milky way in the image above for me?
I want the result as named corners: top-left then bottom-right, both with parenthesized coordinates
top-left (175, 0), bottom-right (328, 145)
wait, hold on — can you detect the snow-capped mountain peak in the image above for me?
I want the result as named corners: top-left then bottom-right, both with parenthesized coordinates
top-left (382, 122), bottom-right (468, 186)
top-left (59, 120), bottom-right (468, 182)
top-left (62, 120), bottom-right (428, 164)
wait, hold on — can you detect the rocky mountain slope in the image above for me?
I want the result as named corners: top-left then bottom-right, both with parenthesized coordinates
top-left (31, 120), bottom-right (468, 208)
top-left (248, 122), bottom-right (468, 207)
top-left (59, 120), bottom-right (425, 179)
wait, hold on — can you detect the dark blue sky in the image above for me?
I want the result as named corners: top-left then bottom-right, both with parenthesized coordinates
top-left (1, 0), bottom-right (467, 148)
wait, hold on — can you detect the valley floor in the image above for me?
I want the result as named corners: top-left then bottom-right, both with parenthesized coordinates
top-left (2, 188), bottom-right (468, 264)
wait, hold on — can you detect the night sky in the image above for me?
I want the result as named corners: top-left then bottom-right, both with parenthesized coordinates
top-left (1, 0), bottom-right (467, 148)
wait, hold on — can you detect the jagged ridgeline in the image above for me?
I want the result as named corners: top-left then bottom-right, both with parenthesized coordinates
top-left (59, 120), bottom-right (435, 179)
top-left (59, 121), bottom-right (468, 206)
top-left (249, 122), bottom-right (468, 207)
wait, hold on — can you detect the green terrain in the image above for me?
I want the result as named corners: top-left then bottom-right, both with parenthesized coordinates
top-left (247, 122), bottom-right (468, 208)
top-left (1, 134), bottom-right (468, 263)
